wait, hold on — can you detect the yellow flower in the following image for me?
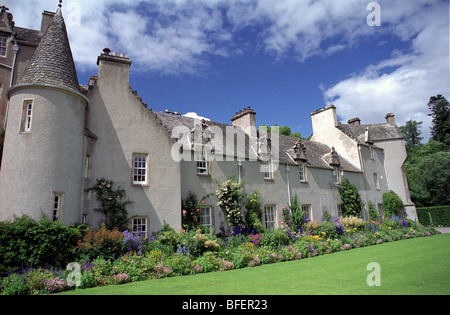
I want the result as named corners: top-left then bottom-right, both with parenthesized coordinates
top-left (321, 232), bottom-right (326, 235)
top-left (346, 229), bottom-right (350, 232)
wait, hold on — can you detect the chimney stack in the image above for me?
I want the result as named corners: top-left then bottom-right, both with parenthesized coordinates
top-left (231, 106), bottom-right (257, 137)
top-left (385, 113), bottom-right (396, 126)
top-left (347, 117), bottom-right (361, 127)
top-left (40, 10), bottom-right (55, 35)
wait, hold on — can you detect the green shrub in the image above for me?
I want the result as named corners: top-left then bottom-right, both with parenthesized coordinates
top-left (382, 190), bottom-right (404, 217)
top-left (1, 273), bottom-right (28, 295)
top-left (0, 215), bottom-right (83, 276)
top-left (194, 252), bottom-right (221, 273)
top-left (166, 253), bottom-right (194, 276)
top-left (260, 228), bottom-right (290, 248)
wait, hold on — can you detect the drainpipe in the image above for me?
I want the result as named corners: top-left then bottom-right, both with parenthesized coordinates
top-left (285, 164), bottom-right (291, 206)
top-left (3, 41), bottom-right (19, 130)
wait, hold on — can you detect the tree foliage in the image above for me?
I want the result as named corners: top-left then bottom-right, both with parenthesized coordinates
top-left (427, 94), bottom-right (450, 145)
top-left (398, 119), bottom-right (423, 151)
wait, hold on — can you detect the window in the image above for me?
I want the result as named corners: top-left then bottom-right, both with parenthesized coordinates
top-left (132, 216), bottom-right (148, 237)
top-left (262, 158), bottom-right (272, 180)
top-left (369, 146), bottom-right (374, 160)
top-left (332, 166), bottom-right (340, 185)
top-left (264, 205), bottom-right (276, 229)
top-left (53, 193), bottom-right (64, 222)
top-left (377, 204), bottom-right (384, 218)
top-left (299, 162), bottom-right (306, 182)
top-left (21, 100), bottom-right (33, 132)
top-left (197, 151), bottom-right (209, 175)
top-left (337, 204), bottom-right (343, 217)
top-left (132, 154), bottom-right (148, 185)
top-left (84, 155), bottom-right (91, 179)
top-left (373, 173), bottom-right (380, 190)
top-left (0, 37), bottom-right (7, 57)
top-left (199, 207), bottom-right (212, 230)
top-left (302, 204), bottom-right (312, 221)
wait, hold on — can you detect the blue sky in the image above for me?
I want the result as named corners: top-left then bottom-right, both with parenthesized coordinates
top-left (9, 0), bottom-right (450, 140)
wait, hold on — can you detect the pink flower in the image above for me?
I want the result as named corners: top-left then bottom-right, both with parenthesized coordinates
top-left (182, 210), bottom-right (187, 214)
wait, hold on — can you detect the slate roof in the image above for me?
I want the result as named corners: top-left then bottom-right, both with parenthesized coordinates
top-left (18, 8), bottom-right (80, 93)
top-left (336, 122), bottom-right (403, 143)
top-left (152, 111), bottom-right (360, 172)
top-left (14, 27), bottom-right (42, 45)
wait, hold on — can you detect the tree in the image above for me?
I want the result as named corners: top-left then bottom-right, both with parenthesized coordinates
top-left (398, 120), bottom-right (423, 152)
top-left (428, 94), bottom-right (450, 145)
top-left (338, 178), bottom-right (364, 217)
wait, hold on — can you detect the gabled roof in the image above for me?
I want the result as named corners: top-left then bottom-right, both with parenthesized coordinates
top-left (336, 122), bottom-right (403, 144)
top-left (152, 111), bottom-right (360, 172)
top-left (18, 8), bottom-right (80, 93)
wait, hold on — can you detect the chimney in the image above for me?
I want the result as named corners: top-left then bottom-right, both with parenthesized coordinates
top-left (97, 48), bottom-right (132, 86)
top-left (231, 106), bottom-right (257, 137)
top-left (385, 113), bottom-right (396, 126)
top-left (347, 117), bottom-right (361, 127)
top-left (40, 10), bottom-right (55, 35)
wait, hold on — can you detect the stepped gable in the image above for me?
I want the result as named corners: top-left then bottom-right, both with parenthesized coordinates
top-left (18, 7), bottom-right (80, 93)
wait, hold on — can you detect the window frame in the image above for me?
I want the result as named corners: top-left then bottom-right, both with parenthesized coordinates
top-left (196, 150), bottom-right (210, 176)
top-left (262, 158), bottom-right (273, 180)
top-left (199, 206), bottom-right (213, 230)
top-left (332, 166), bottom-right (340, 185)
top-left (0, 37), bottom-right (7, 57)
top-left (373, 173), bottom-right (380, 190)
top-left (299, 162), bottom-right (307, 182)
top-left (131, 216), bottom-right (148, 237)
top-left (52, 193), bottom-right (64, 222)
top-left (302, 204), bottom-right (312, 221)
top-left (20, 100), bottom-right (34, 133)
top-left (264, 205), bottom-right (276, 229)
top-left (132, 153), bottom-right (149, 186)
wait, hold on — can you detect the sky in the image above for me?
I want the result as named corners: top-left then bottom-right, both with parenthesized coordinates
top-left (7, 0), bottom-right (450, 141)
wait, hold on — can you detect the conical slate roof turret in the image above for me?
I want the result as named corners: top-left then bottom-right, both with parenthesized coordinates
top-left (19, 6), bottom-right (80, 93)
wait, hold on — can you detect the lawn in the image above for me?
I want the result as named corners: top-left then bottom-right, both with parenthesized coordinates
top-left (62, 233), bottom-right (450, 295)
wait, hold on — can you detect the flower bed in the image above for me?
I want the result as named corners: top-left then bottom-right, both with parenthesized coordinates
top-left (0, 216), bottom-right (439, 295)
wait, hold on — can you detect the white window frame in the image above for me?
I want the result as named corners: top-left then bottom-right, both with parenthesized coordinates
top-left (262, 158), bottom-right (272, 180)
top-left (132, 153), bottom-right (149, 185)
top-left (199, 206), bottom-right (213, 230)
top-left (264, 205), bottom-right (276, 229)
top-left (302, 204), bottom-right (312, 221)
top-left (196, 150), bottom-right (209, 175)
top-left (21, 100), bottom-right (33, 132)
top-left (299, 162), bottom-right (306, 182)
top-left (0, 37), bottom-right (7, 57)
top-left (132, 216), bottom-right (148, 237)
top-left (332, 166), bottom-right (340, 185)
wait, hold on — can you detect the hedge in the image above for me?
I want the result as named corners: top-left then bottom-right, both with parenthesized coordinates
top-left (417, 205), bottom-right (450, 226)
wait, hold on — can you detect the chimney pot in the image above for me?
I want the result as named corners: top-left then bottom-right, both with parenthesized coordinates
top-left (103, 48), bottom-right (111, 55)
top-left (385, 113), bottom-right (396, 126)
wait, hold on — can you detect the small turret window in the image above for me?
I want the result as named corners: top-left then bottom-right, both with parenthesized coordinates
top-left (20, 100), bottom-right (33, 133)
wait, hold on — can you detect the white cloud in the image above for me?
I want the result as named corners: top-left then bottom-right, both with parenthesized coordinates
top-left (323, 0), bottom-right (449, 141)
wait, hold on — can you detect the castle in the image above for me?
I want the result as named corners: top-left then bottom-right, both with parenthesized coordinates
top-left (0, 4), bottom-right (417, 235)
